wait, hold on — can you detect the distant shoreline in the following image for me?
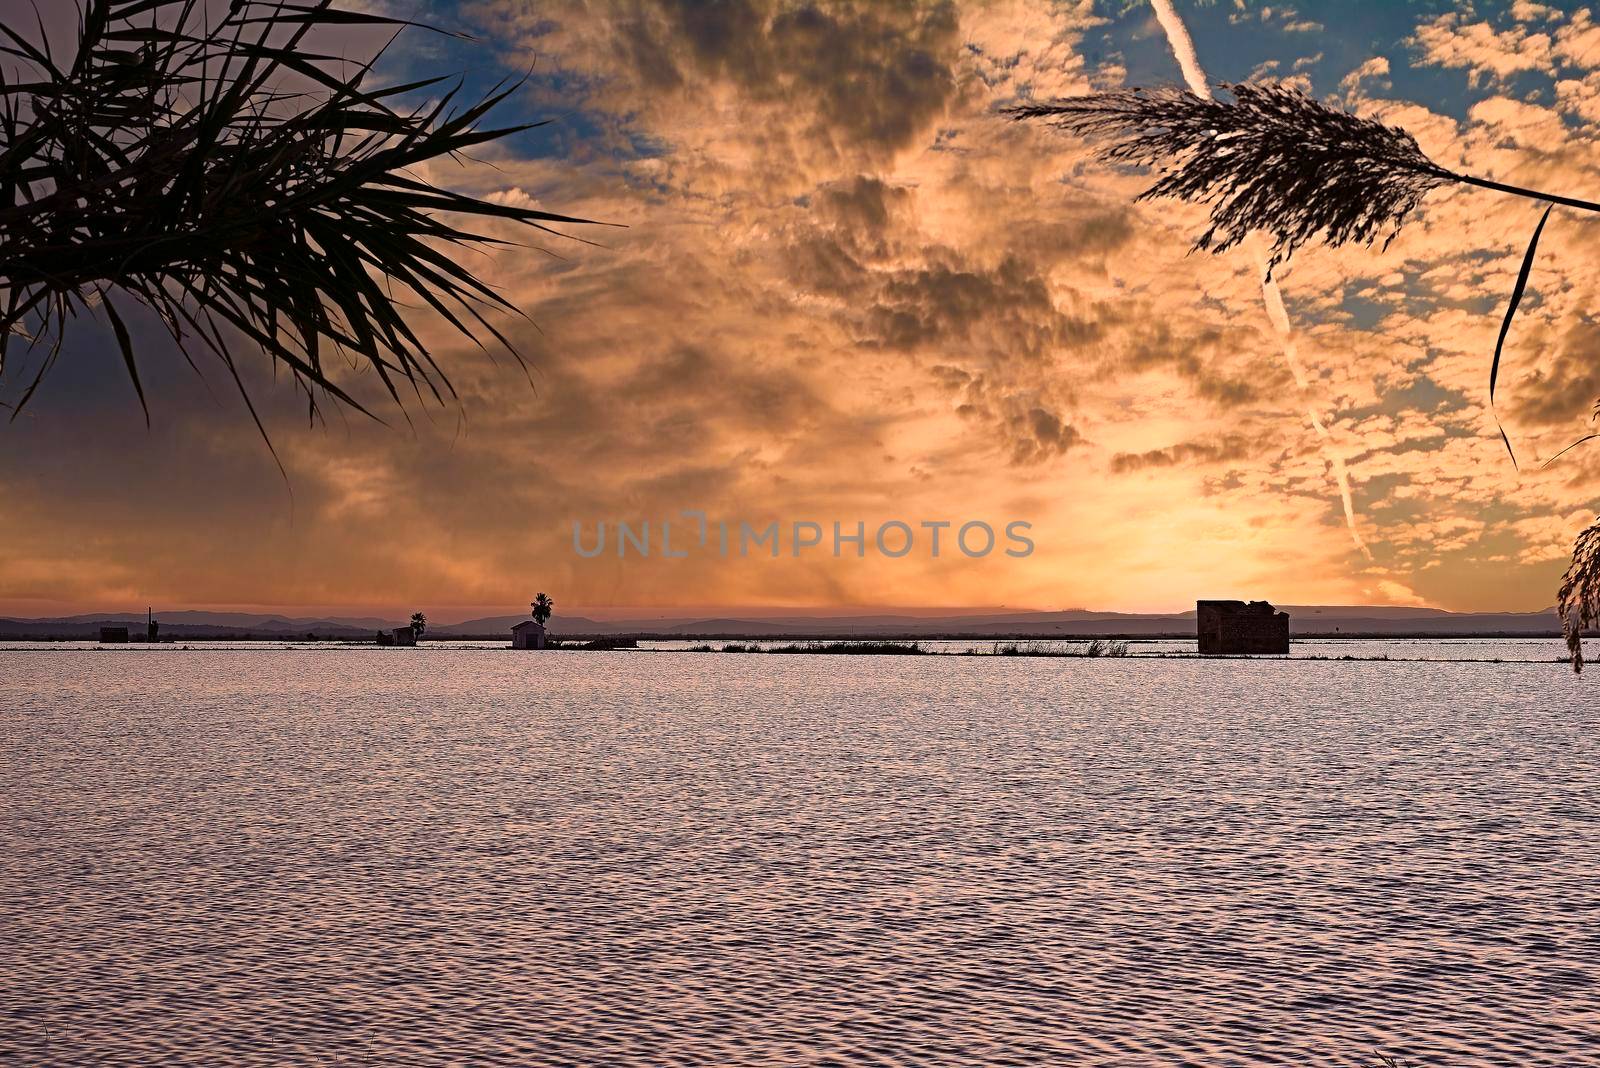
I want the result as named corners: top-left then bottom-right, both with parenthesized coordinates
top-left (0, 638), bottom-right (1572, 666)
top-left (0, 630), bottom-right (1578, 643)
top-left (5, 603), bottom-right (1581, 644)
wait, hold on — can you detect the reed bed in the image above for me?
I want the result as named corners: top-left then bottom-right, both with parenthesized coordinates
top-left (684, 640), bottom-right (1133, 657)
top-left (981, 639), bottom-right (1130, 658)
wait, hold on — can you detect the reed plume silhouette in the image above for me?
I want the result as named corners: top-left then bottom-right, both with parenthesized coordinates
top-left (1007, 82), bottom-right (1600, 466)
top-left (0, 0), bottom-right (601, 455)
top-left (1559, 519), bottom-right (1600, 674)
top-left (1007, 83), bottom-right (1458, 274)
top-left (1006, 82), bottom-right (1600, 273)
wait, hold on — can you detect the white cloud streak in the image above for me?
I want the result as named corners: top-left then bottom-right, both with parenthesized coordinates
top-left (1149, 0), bottom-right (1372, 559)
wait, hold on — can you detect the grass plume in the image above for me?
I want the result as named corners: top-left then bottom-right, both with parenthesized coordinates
top-left (1007, 82), bottom-right (1454, 274)
top-left (1006, 81), bottom-right (1600, 274)
top-left (1559, 517), bottom-right (1600, 674)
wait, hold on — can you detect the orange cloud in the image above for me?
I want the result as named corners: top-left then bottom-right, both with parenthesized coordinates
top-left (3, 0), bottom-right (1597, 617)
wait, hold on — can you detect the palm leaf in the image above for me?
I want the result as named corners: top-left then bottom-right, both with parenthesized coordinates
top-left (0, 0), bottom-right (609, 438)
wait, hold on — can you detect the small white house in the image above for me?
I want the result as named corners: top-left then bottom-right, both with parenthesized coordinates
top-left (511, 620), bottom-right (547, 649)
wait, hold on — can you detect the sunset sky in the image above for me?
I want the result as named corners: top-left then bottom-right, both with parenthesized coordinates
top-left (4, 0), bottom-right (1600, 620)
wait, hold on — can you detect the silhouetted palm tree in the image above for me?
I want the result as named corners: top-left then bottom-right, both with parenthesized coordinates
top-left (0, 0), bottom-right (603, 458)
top-left (410, 612), bottom-right (427, 639)
top-left (531, 593), bottom-right (554, 626)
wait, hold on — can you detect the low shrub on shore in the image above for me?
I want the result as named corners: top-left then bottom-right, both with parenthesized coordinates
top-left (768, 641), bottom-right (925, 655)
top-left (548, 637), bottom-right (639, 651)
top-left (984, 639), bottom-right (1129, 658)
top-left (687, 639), bottom-right (1136, 657)
top-left (690, 641), bottom-right (925, 655)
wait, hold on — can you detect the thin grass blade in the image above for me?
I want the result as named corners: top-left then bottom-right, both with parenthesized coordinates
top-left (99, 290), bottom-right (149, 425)
top-left (1489, 205), bottom-right (1552, 471)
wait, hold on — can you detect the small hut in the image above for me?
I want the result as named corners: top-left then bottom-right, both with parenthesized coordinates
top-left (1197, 600), bottom-right (1290, 655)
top-left (391, 625), bottom-right (417, 647)
top-left (511, 620), bottom-right (547, 649)
top-left (99, 625), bottom-right (130, 644)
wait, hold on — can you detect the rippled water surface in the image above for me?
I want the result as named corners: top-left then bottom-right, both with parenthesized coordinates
top-left (3, 648), bottom-right (1598, 1066)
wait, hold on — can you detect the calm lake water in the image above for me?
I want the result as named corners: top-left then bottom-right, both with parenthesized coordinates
top-left (3, 647), bottom-right (1597, 1066)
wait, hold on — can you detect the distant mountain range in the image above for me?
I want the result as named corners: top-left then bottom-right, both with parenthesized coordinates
top-left (0, 611), bottom-right (397, 640)
top-left (0, 604), bottom-right (1570, 640)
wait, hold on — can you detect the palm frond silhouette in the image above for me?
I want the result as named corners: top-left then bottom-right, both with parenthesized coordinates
top-left (0, 0), bottom-right (605, 458)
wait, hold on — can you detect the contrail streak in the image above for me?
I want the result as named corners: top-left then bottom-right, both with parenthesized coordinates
top-left (1148, 0), bottom-right (1371, 558)
top-left (1149, 0), bottom-right (1207, 93)
top-left (1260, 278), bottom-right (1370, 557)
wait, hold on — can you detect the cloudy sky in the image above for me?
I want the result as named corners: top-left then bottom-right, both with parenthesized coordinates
top-left (4, 0), bottom-right (1600, 620)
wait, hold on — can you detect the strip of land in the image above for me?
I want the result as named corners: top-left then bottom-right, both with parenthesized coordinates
top-left (0, 604), bottom-right (1576, 641)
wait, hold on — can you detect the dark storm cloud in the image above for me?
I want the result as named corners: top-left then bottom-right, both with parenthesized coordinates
top-left (1002, 211), bottom-right (1138, 262)
top-left (1110, 434), bottom-right (1273, 474)
top-left (607, 0), bottom-right (961, 154)
top-left (811, 175), bottom-right (914, 233)
top-left (1123, 320), bottom-right (1279, 410)
top-left (1006, 406), bottom-right (1081, 465)
top-left (619, 345), bottom-right (828, 432)
top-left (863, 255), bottom-right (1101, 357)
top-left (1514, 315), bottom-right (1600, 426)
top-left (936, 365), bottom-right (1079, 466)
top-left (766, 166), bottom-right (1117, 470)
